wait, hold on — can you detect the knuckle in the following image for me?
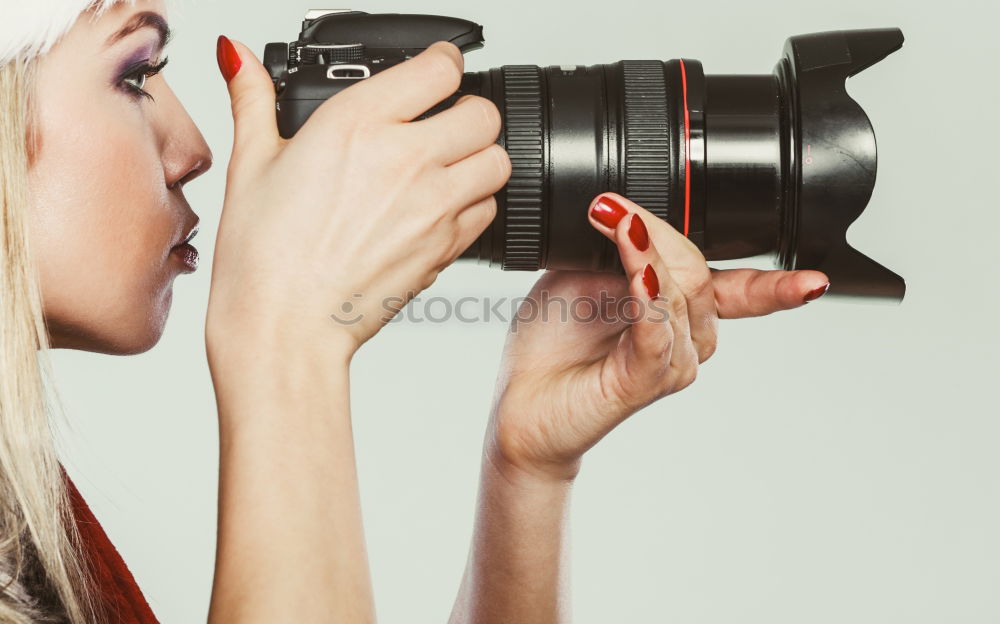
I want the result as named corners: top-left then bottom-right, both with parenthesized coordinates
top-left (682, 366), bottom-right (698, 389)
top-left (599, 365), bottom-right (636, 409)
top-left (231, 91), bottom-right (268, 123)
top-left (430, 173), bottom-right (458, 207)
top-left (402, 134), bottom-right (436, 166)
top-left (425, 44), bottom-right (464, 93)
top-left (417, 183), bottom-right (458, 229)
top-left (670, 296), bottom-right (689, 322)
top-left (480, 196), bottom-right (499, 223)
top-left (690, 271), bottom-right (714, 300)
top-left (490, 144), bottom-right (513, 181)
top-left (473, 144), bottom-right (511, 192)
top-left (447, 229), bottom-right (470, 261)
top-left (470, 96), bottom-right (502, 137)
top-left (443, 238), bottom-right (461, 262)
top-left (354, 125), bottom-right (397, 165)
top-left (694, 316), bottom-right (719, 364)
top-left (431, 41), bottom-right (464, 72)
top-left (466, 199), bottom-right (498, 241)
top-left (658, 322), bottom-right (676, 356)
top-left (656, 334), bottom-right (674, 362)
top-left (381, 128), bottom-right (431, 171)
top-left (434, 226), bottom-right (464, 266)
top-left (698, 338), bottom-right (717, 363)
top-left (675, 363), bottom-right (698, 391)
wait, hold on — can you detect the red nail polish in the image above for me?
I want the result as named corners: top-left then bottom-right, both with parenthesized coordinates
top-left (642, 264), bottom-right (659, 299)
top-left (803, 282), bottom-right (830, 303)
top-left (590, 195), bottom-right (629, 229)
top-left (628, 214), bottom-right (649, 251)
top-left (217, 35), bottom-right (242, 83)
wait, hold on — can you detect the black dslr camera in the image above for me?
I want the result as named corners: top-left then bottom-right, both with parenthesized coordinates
top-left (265, 9), bottom-right (906, 301)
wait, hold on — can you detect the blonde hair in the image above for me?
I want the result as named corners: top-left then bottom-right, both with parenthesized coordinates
top-left (0, 1), bottom-right (146, 620)
top-left (0, 2), bottom-right (132, 618)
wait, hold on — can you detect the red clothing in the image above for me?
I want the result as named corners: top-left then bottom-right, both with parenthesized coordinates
top-left (62, 469), bottom-right (159, 623)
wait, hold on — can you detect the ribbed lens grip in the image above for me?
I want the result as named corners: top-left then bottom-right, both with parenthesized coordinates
top-left (501, 66), bottom-right (544, 271)
top-left (622, 61), bottom-right (672, 223)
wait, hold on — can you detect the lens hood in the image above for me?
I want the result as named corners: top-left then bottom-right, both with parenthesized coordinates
top-left (775, 28), bottom-right (906, 301)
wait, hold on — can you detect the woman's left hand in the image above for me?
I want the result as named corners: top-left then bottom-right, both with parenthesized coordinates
top-left (486, 193), bottom-right (830, 483)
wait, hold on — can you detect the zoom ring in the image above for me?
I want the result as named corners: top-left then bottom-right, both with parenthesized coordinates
top-left (622, 61), bottom-right (672, 223)
top-left (501, 65), bottom-right (544, 271)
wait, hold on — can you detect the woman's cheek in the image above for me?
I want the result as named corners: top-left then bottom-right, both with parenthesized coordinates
top-left (29, 104), bottom-right (177, 352)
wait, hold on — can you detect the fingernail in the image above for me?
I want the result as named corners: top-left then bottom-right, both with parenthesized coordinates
top-left (217, 35), bottom-right (242, 83)
top-left (642, 264), bottom-right (659, 299)
top-left (628, 214), bottom-right (650, 251)
top-left (803, 282), bottom-right (830, 303)
top-left (590, 195), bottom-right (629, 229)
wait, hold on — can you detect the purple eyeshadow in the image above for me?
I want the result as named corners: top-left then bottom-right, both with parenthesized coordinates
top-left (113, 44), bottom-right (156, 83)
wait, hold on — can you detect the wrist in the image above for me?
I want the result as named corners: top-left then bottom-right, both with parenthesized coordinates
top-left (484, 434), bottom-right (582, 490)
top-left (481, 447), bottom-right (576, 520)
top-left (206, 302), bottom-right (359, 367)
top-left (206, 311), bottom-right (358, 419)
top-left (208, 322), bottom-right (355, 434)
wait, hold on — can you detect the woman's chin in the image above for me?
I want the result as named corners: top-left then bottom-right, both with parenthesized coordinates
top-left (47, 295), bottom-right (172, 355)
top-left (49, 324), bottom-right (166, 355)
top-left (101, 328), bottom-right (166, 356)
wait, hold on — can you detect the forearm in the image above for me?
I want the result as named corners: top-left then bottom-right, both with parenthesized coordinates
top-left (207, 327), bottom-right (373, 623)
top-left (449, 447), bottom-right (574, 624)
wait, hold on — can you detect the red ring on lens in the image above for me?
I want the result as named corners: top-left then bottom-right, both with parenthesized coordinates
top-left (679, 59), bottom-right (691, 238)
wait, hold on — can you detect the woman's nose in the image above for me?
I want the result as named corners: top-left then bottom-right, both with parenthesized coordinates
top-left (154, 82), bottom-right (214, 190)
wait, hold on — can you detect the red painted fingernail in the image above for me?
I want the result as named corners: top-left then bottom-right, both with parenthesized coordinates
top-left (590, 195), bottom-right (629, 229)
top-left (217, 35), bottom-right (242, 83)
top-left (642, 264), bottom-right (659, 299)
top-left (628, 214), bottom-right (650, 251)
top-left (803, 282), bottom-right (830, 303)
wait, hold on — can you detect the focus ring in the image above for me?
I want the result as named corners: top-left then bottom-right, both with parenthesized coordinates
top-left (622, 61), bottom-right (672, 223)
top-left (501, 65), bottom-right (544, 271)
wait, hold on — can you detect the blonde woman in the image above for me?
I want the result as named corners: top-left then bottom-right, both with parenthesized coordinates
top-left (0, 1), bottom-right (829, 622)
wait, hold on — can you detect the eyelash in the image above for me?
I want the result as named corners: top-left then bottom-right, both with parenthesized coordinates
top-left (121, 57), bottom-right (169, 101)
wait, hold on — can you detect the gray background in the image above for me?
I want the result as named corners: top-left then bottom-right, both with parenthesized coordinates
top-left (51, 0), bottom-right (1000, 622)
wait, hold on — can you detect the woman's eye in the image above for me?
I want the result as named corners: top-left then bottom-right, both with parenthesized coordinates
top-left (120, 57), bottom-right (169, 101)
top-left (123, 72), bottom-right (147, 92)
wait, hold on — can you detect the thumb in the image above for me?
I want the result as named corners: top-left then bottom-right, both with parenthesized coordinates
top-left (216, 35), bottom-right (280, 153)
top-left (710, 268), bottom-right (830, 318)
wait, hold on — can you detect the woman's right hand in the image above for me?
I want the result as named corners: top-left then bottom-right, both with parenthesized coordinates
top-left (206, 38), bottom-right (510, 358)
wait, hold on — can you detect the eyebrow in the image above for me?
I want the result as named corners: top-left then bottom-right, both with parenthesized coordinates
top-left (105, 11), bottom-right (171, 50)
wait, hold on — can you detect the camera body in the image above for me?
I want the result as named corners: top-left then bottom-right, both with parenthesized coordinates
top-left (264, 10), bottom-right (484, 138)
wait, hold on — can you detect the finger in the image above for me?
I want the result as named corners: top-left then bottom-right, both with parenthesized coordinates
top-left (443, 143), bottom-right (512, 209)
top-left (610, 213), bottom-right (698, 382)
top-left (411, 95), bottom-right (502, 165)
top-left (217, 36), bottom-right (281, 154)
top-left (329, 42), bottom-right (464, 123)
top-left (450, 196), bottom-right (498, 261)
top-left (587, 193), bottom-right (709, 291)
top-left (711, 268), bottom-right (830, 319)
top-left (590, 193), bottom-right (718, 362)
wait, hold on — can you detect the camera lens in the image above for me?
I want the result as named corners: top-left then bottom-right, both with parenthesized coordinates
top-left (456, 29), bottom-right (906, 301)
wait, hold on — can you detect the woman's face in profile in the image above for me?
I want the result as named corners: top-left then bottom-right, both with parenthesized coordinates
top-left (27, 0), bottom-right (213, 355)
